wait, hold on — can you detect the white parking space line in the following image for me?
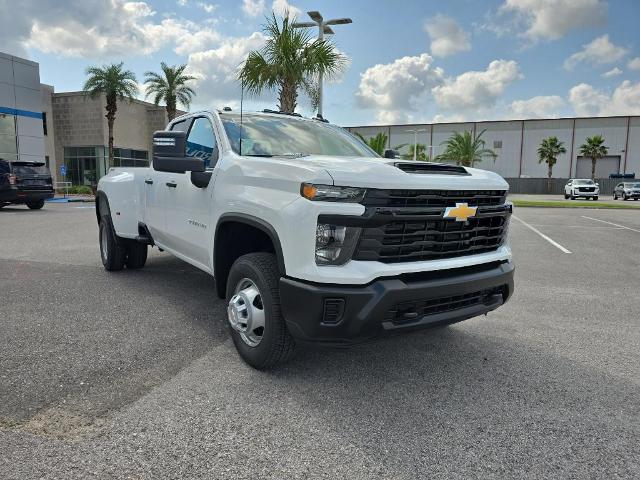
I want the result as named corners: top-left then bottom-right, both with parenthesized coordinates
top-left (530, 224), bottom-right (624, 230)
top-left (582, 216), bottom-right (640, 233)
top-left (512, 215), bottom-right (572, 254)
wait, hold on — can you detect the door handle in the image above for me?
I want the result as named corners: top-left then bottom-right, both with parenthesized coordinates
top-left (166, 182), bottom-right (177, 188)
top-left (145, 179), bottom-right (153, 185)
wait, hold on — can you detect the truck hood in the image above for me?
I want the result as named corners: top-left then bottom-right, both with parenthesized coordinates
top-left (277, 155), bottom-right (509, 191)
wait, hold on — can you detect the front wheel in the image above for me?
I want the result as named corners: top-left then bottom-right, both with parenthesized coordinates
top-left (623, 193), bottom-right (628, 201)
top-left (99, 216), bottom-right (126, 271)
top-left (593, 196), bottom-right (598, 201)
top-left (564, 193), bottom-right (570, 199)
top-left (226, 252), bottom-right (295, 369)
top-left (26, 199), bottom-right (44, 210)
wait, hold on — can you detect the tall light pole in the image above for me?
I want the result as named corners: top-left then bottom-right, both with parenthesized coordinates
top-left (405, 128), bottom-right (427, 161)
top-left (292, 11), bottom-right (352, 118)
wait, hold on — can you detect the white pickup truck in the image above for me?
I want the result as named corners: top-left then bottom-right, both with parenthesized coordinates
top-left (97, 110), bottom-right (514, 369)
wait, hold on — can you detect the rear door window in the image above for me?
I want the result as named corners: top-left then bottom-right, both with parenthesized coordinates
top-left (12, 163), bottom-right (50, 176)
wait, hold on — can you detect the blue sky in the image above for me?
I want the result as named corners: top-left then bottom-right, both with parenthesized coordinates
top-left (2, 0), bottom-right (640, 125)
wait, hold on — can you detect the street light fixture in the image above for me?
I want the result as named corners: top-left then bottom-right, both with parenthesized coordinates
top-left (292, 11), bottom-right (352, 118)
top-left (405, 128), bottom-right (427, 161)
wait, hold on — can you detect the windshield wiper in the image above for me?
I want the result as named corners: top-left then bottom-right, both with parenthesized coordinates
top-left (277, 153), bottom-right (310, 158)
top-left (243, 154), bottom-right (274, 157)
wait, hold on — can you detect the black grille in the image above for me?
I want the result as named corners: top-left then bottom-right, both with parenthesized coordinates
top-left (361, 189), bottom-right (506, 209)
top-left (353, 189), bottom-right (510, 264)
top-left (578, 187), bottom-right (595, 192)
top-left (384, 287), bottom-right (504, 326)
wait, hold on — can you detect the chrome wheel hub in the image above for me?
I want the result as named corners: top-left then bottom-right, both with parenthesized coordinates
top-left (227, 278), bottom-right (265, 347)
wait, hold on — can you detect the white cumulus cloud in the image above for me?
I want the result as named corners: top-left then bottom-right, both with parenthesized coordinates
top-left (564, 35), bottom-right (628, 70)
top-left (355, 53), bottom-right (444, 123)
top-left (432, 60), bottom-right (522, 115)
top-left (242, 0), bottom-right (265, 17)
top-left (271, 0), bottom-right (301, 19)
top-left (197, 2), bottom-right (217, 13)
top-left (569, 81), bottom-right (640, 116)
top-left (498, 0), bottom-right (608, 42)
top-left (424, 15), bottom-right (471, 58)
top-left (602, 67), bottom-right (623, 78)
top-left (627, 57), bottom-right (640, 71)
top-left (186, 32), bottom-right (267, 107)
top-left (509, 95), bottom-right (566, 118)
top-left (3, 0), bottom-right (223, 59)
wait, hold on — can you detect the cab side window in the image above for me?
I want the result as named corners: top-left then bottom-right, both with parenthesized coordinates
top-left (186, 117), bottom-right (219, 168)
top-left (170, 118), bottom-right (192, 133)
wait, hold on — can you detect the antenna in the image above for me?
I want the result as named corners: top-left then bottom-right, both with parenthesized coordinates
top-left (239, 80), bottom-right (244, 156)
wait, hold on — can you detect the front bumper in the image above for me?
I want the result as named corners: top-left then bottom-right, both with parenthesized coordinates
top-left (0, 188), bottom-right (54, 204)
top-left (280, 260), bottom-right (514, 345)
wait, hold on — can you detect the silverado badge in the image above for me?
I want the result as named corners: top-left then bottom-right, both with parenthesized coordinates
top-left (443, 203), bottom-right (478, 222)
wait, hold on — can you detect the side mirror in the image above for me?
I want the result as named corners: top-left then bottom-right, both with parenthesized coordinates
top-left (152, 131), bottom-right (205, 173)
top-left (384, 149), bottom-right (399, 159)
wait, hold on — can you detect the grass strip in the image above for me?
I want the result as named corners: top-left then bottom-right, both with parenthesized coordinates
top-left (512, 199), bottom-right (640, 209)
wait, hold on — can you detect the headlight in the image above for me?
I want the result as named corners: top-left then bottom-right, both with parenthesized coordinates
top-left (315, 223), bottom-right (361, 265)
top-left (301, 183), bottom-right (366, 203)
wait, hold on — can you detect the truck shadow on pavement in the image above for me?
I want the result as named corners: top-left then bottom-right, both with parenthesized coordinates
top-left (235, 327), bottom-right (639, 477)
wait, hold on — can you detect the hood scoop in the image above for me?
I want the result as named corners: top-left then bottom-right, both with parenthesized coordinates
top-left (393, 162), bottom-right (469, 175)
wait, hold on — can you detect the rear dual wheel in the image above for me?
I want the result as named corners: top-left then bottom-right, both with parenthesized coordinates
top-left (26, 199), bottom-right (45, 210)
top-left (99, 215), bottom-right (147, 271)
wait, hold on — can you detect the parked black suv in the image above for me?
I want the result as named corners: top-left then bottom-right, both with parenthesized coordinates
top-left (0, 159), bottom-right (54, 210)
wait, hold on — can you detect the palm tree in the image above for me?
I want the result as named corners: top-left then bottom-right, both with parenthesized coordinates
top-left (144, 63), bottom-right (196, 121)
top-left (401, 143), bottom-right (428, 161)
top-left (238, 13), bottom-right (347, 113)
top-left (356, 132), bottom-right (387, 155)
top-left (579, 135), bottom-right (608, 180)
top-left (435, 130), bottom-right (497, 167)
top-left (83, 63), bottom-right (137, 168)
top-left (538, 136), bottom-right (566, 193)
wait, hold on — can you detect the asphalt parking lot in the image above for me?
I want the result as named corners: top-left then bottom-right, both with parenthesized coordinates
top-left (1, 202), bottom-right (639, 479)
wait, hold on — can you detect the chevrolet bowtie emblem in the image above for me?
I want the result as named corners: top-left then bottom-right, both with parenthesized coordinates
top-left (443, 203), bottom-right (478, 222)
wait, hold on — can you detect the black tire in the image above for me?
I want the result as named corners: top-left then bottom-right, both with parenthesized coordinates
top-left (623, 193), bottom-right (628, 201)
top-left (99, 215), bottom-right (126, 271)
top-left (564, 193), bottom-right (570, 199)
top-left (26, 199), bottom-right (45, 210)
top-left (593, 196), bottom-right (598, 201)
top-left (125, 241), bottom-right (148, 269)
top-left (613, 193), bottom-right (618, 200)
top-left (226, 252), bottom-right (295, 369)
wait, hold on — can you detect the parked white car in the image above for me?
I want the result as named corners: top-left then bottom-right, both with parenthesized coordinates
top-left (96, 110), bottom-right (514, 369)
top-left (564, 179), bottom-right (599, 200)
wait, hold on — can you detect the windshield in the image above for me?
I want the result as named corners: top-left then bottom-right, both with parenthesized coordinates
top-left (573, 179), bottom-right (595, 185)
top-left (624, 183), bottom-right (640, 188)
top-left (220, 113), bottom-right (377, 158)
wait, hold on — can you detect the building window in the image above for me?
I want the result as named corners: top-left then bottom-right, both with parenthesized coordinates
top-left (0, 114), bottom-right (18, 161)
top-left (42, 112), bottom-right (48, 136)
top-left (63, 146), bottom-right (149, 185)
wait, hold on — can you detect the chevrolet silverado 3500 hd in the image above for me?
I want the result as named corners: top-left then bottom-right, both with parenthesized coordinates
top-left (96, 110), bottom-right (514, 369)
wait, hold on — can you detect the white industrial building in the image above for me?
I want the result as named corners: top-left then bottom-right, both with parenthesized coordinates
top-left (0, 52), bottom-right (47, 167)
top-left (347, 117), bottom-right (640, 180)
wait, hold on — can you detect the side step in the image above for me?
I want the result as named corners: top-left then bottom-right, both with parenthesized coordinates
top-left (136, 222), bottom-right (155, 246)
